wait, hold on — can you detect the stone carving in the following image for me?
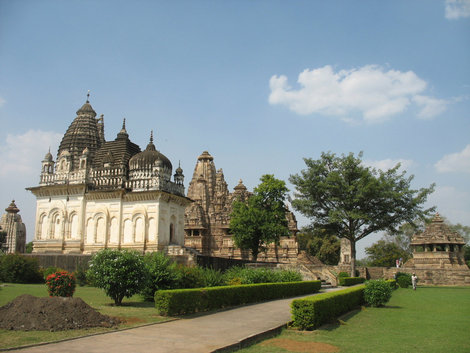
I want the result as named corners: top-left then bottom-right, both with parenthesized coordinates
top-left (184, 151), bottom-right (299, 262)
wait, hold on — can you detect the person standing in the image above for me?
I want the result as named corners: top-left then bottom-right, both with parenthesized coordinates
top-left (412, 273), bottom-right (418, 290)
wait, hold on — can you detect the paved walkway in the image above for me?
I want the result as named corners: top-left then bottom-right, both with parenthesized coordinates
top-left (12, 288), bottom-right (342, 353)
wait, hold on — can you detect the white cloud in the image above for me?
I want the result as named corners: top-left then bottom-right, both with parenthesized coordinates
top-left (363, 158), bottom-right (414, 172)
top-left (268, 65), bottom-right (449, 123)
top-left (0, 130), bottom-right (62, 178)
top-left (412, 95), bottom-right (449, 119)
top-left (445, 0), bottom-right (470, 19)
top-left (435, 144), bottom-right (470, 173)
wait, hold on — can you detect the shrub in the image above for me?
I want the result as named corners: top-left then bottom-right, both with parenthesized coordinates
top-left (200, 267), bottom-right (225, 287)
top-left (338, 271), bottom-right (349, 278)
top-left (141, 252), bottom-right (179, 301)
top-left (396, 272), bottom-right (412, 288)
top-left (87, 249), bottom-right (146, 305)
top-left (386, 279), bottom-right (397, 290)
top-left (223, 266), bottom-right (302, 285)
top-left (155, 281), bottom-right (321, 316)
top-left (364, 279), bottom-right (392, 307)
top-left (338, 276), bottom-right (366, 286)
top-left (0, 254), bottom-right (43, 283)
top-left (291, 285), bottom-right (365, 330)
top-left (43, 266), bottom-right (66, 281)
top-left (73, 263), bottom-right (89, 287)
top-left (45, 271), bottom-right (76, 297)
top-left (175, 265), bottom-right (204, 289)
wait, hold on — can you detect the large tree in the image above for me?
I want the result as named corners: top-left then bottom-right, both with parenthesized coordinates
top-left (365, 239), bottom-right (410, 267)
top-left (297, 226), bottom-right (340, 265)
top-left (289, 152), bottom-right (435, 276)
top-left (230, 174), bottom-right (290, 261)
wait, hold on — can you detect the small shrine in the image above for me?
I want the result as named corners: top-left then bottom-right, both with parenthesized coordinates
top-left (0, 200), bottom-right (26, 253)
top-left (410, 213), bottom-right (467, 269)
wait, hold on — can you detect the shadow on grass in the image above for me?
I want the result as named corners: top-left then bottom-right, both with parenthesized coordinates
top-left (104, 301), bottom-right (155, 308)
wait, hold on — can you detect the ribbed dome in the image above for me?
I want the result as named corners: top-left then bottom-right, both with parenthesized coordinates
top-left (57, 98), bottom-right (102, 170)
top-left (43, 150), bottom-right (53, 162)
top-left (128, 133), bottom-right (172, 171)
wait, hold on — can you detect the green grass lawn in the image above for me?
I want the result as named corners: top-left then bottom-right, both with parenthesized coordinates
top-left (0, 283), bottom-right (170, 350)
top-left (238, 286), bottom-right (470, 353)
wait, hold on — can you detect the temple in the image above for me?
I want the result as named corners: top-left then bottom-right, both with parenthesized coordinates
top-left (410, 213), bottom-right (467, 269)
top-left (184, 151), bottom-right (299, 262)
top-left (27, 95), bottom-right (191, 254)
top-left (0, 200), bottom-right (26, 253)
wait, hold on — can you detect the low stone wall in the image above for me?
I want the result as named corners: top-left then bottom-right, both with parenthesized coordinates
top-left (24, 254), bottom-right (92, 272)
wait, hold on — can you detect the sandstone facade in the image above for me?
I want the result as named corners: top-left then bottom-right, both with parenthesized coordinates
top-left (184, 151), bottom-right (299, 262)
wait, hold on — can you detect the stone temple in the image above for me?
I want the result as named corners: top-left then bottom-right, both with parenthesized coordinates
top-left (184, 151), bottom-right (299, 262)
top-left (0, 200), bottom-right (26, 253)
top-left (27, 95), bottom-right (191, 254)
top-left (410, 213), bottom-right (467, 269)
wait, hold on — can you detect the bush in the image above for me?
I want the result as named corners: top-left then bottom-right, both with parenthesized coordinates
top-left (0, 254), bottom-right (43, 283)
top-left (87, 249), bottom-right (146, 305)
top-left (291, 285), bottom-right (365, 330)
top-left (396, 272), bottom-right (412, 288)
top-left (175, 265), bottom-right (204, 289)
top-left (45, 271), bottom-right (76, 297)
top-left (364, 279), bottom-right (392, 307)
top-left (155, 280), bottom-right (321, 316)
top-left (223, 266), bottom-right (302, 285)
top-left (73, 263), bottom-right (89, 287)
top-left (338, 277), bottom-right (366, 286)
top-left (338, 271), bottom-right (349, 278)
top-left (43, 266), bottom-right (66, 281)
top-left (200, 267), bottom-right (225, 287)
top-left (141, 252), bottom-right (179, 301)
top-left (386, 279), bottom-right (397, 290)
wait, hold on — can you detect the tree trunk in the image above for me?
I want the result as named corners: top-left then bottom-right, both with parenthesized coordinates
top-left (350, 240), bottom-right (356, 277)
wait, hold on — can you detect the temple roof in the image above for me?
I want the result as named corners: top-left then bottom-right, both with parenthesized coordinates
top-left (410, 213), bottom-right (466, 245)
top-left (58, 97), bottom-right (102, 169)
top-left (5, 200), bottom-right (19, 214)
top-left (128, 132), bottom-right (172, 171)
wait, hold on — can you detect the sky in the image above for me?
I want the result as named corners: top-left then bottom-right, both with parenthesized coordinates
top-left (0, 0), bottom-right (469, 259)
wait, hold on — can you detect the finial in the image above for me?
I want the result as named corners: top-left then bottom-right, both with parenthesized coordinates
top-left (150, 130), bottom-right (154, 144)
top-left (86, 90), bottom-right (90, 103)
top-left (122, 118), bottom-right (126, 130)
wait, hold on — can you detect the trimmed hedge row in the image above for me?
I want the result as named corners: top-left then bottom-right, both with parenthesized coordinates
top-left (291, 285), bottom-right (365, 330)
top-left (338, 276), bottom-right (365, 286)
top-left (155, 280), bottom-right (321, 316)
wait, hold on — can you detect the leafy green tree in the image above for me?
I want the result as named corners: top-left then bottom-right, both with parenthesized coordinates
top-left (87, 249), bottom-right (146, 305)
top-left (25, 241), bottom-right (34, 254)
top-left (230, 174), bottom-right (290, 261)
top-left (297, 226), bottom-right (340, 265)
top-left (289, 152), bottom-right (435, 276)
top-left (0, 231), bottom-right (6, 252)
top-left (365, 239), bottom-right (410, 267)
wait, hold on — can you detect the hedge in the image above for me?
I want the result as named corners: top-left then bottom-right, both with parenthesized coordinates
top-left (291, 285), bottom-right (365, 330)
top-left (155, 280), bottom-right (321, 316)
top-left (338, 276), bottom-right (365, 286)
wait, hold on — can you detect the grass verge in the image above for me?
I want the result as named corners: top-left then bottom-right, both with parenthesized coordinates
top-left (0, 283), bottom-right (170, 350)
top-left (237, 286), bottom-right (470, 353)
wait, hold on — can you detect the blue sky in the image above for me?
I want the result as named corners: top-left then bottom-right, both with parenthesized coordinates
top-left (1, 0), bottom-right (469, 258)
